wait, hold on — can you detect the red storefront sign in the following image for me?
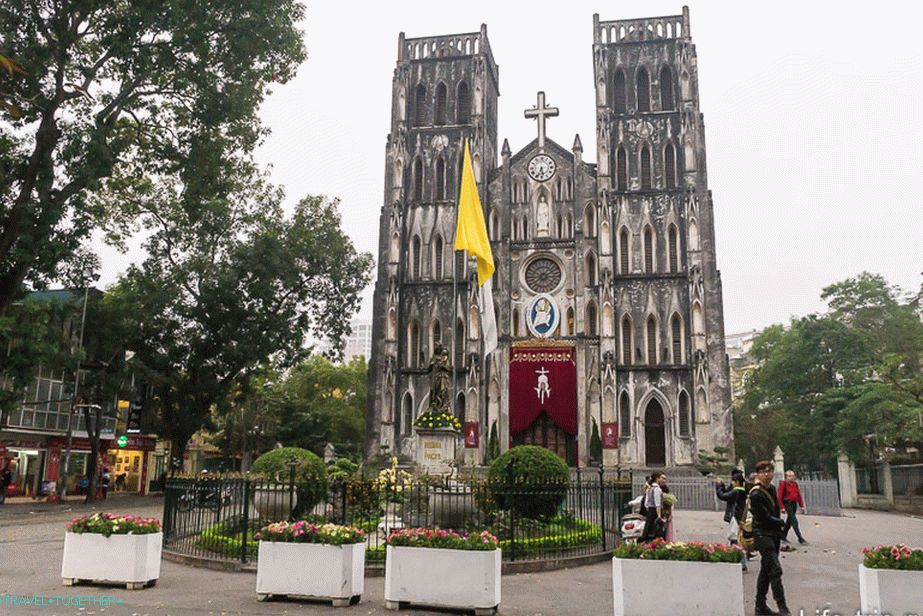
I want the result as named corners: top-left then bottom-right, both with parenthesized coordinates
top-left (463, 422), bottom-right (480, 448)
top-left (119, 435), bottom-right (156, 451)
top-left (509, 345), bottom-right (578, 436)
top-left (602, 422), bottom-right (619, 449)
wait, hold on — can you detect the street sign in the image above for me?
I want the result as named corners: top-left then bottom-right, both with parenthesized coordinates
top-left (117, 435), bottom-right (129, 448)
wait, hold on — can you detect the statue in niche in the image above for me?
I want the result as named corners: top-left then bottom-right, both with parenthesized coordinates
top-left (428, 343), bottom-right (451, 413)
top-left (536, 195), bottom-right (551, 237)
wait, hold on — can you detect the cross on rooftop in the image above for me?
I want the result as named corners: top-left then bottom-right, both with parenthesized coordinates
top-left (524, 91), bottom-right (559, 149)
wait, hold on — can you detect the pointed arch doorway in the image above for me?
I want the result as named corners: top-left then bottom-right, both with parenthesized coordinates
top-left (644, 399), bottom-right (666, 467)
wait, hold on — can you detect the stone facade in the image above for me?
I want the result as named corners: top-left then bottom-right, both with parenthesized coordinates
top-left (365, 9), bottom-right (734, 469)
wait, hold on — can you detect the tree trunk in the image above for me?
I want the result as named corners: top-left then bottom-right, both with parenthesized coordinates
top-left (84, 405), bottom-right (103, 504)
top-left (241, 449), bottom-right (252, 473)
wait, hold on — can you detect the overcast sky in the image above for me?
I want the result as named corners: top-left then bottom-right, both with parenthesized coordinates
top-left (98, 1), bottom-right (923, 334)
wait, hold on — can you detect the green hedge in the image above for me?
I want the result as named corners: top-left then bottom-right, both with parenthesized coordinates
top-left (197, 519), bottom-right (260, 559)
top-left (499, 517), bottom-right (602, 557)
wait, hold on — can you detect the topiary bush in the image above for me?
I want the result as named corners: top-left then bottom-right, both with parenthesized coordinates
top-left (487, 445), bottom-right (570, 519)
top-left (250, 447), bottom-right (327, 517)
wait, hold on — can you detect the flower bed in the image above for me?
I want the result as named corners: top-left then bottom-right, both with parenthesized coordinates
top-left (256, 521), bottom-right (366, 606)
top-left (499, 517), bottom-right (601, 558)
top-left (388, 527), bottom-right (499, 550)
top-left (612, 540), bottom-right (744, 616)
top-left (62, 514), bottom-right (163, 589)
top-left (384, 528), bottom-right (501, 614)
top-left (613, 538), bottom-right (744, 563)
top-left (859, 545), bottom-right (923, 615)
top-left (413, 411), bottom-right (462, 431)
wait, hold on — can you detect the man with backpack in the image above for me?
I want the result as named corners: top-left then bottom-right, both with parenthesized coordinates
top-left (750, 460), bottom-right (790, 616)
top-left (716, 469), bottom-right (749, 571)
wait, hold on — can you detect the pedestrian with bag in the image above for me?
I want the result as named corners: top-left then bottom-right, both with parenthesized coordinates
top-left (640, 471), bottom-right (669, 542)
top-left (750, 460), bottom-right (790, 616)
top-left (716, 469), bottom-right (749, 571)
top-left (778, 470), bottom-right (807, 545)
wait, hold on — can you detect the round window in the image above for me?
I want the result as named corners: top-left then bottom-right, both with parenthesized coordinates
top-left (525, 257), bottom-right (563, 294)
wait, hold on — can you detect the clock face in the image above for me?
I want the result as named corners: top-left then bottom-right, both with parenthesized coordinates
top-left (528, 154), bottom-right (556, 182)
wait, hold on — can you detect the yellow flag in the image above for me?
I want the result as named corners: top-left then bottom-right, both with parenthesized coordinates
top-left (454, 140), bottom-right (494, 286)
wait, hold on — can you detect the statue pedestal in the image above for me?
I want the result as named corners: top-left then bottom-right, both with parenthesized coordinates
top-left (415, 428), bottom-right (459, 475)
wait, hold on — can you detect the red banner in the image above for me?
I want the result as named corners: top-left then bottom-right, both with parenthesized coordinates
top-left (602, 422), bottom-right (619, 449)
top-left (509, 345), bottom-right (577, 436)
top-left (463, 422), bottom-right (480, 448)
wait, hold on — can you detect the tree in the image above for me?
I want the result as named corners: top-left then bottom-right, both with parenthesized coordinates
top-left (115, 184), bottom-right (372, 465)
top-left (209, 372), bottom-right (281, 473)
top-left (0, 1), bottom-right (306, 315)
top-left (272, 355), bottom-right (368, 460)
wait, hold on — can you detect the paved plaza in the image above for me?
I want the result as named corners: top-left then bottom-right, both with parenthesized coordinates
top-left (1, 495), bottom-right (921, 615)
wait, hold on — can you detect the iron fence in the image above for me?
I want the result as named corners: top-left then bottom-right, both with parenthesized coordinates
top-left (891, 464), bottom-right (923, 497)
top-left (162, 469), bottom-right (633, 567)
top-left (856, 465), bottom-right (884, 495)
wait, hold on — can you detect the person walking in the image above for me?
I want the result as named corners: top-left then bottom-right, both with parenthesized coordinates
top-left (716, 469), bottom-right (750, 571)
top-left (100, 468), bottom-right (111, 500)
top-left (640, 471), bottom-right (669, 542)
top-left (750, 460), bottom-right (789, 616)
top-left (778, 470), bottom-right (807, 545)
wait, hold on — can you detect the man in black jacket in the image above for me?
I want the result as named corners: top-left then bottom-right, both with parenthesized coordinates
top-left (716, 469), bottom-right (749, 571)
top-left (750, 460), bottom-right (789, 616)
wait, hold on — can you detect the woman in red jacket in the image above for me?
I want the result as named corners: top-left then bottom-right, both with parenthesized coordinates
top-left (777, 470), bottom-right (807, 544)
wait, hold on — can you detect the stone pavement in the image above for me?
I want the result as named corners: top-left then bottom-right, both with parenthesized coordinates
top-left (2, 498), bottom-right (921, 616)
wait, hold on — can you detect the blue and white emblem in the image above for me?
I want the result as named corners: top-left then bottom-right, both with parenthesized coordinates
top-left (526, 293), bottom-right (560, 338)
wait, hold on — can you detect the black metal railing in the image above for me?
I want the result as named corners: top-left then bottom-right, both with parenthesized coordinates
top-left (162, 468), bottom-right (633, 567)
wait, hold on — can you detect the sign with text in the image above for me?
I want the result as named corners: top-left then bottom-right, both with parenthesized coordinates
top-left (602, 423), bottom-right (619, 449)
top-left (126, 401), bottom-right (143, 434)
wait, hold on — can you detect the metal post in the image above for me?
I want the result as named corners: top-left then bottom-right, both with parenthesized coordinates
top-left (599, 465), bottom-right (606, 551)
top-left (60, 286), bottom-right (90, 502)
top-left (240, 478), bottom-right (250, 564)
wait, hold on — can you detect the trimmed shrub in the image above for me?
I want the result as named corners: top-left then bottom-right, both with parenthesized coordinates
top-left (487, 445), bottom-right (570, 519)
top-left (251, 447), bottom-right (327, 517)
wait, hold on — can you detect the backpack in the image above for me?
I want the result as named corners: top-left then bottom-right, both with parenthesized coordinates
top-left (739, 485), bottom-right (772, 551)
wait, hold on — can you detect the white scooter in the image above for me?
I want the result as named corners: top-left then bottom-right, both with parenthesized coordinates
top-left (620, 495), bottom-right (647, 544)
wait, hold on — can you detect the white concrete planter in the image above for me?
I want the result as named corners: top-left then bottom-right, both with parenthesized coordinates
top-left (61, 532), bottom-right (162, 589)
top-left (612, 557), bottom-right (743, 616)
top-left (858, 564), bottom-right (923, 616)
top-left (384, 545), bottom-right (501, 615)
top-left (256, 541), bottom-right (365, 606)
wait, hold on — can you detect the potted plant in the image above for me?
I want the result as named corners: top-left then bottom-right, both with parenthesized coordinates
top-left (384, 527), bottom-right (501, 615)
top-left (255, 521), bottom-right (366, 606)
top-left (612, 539), bottom-right (744, 616)
top-left (61, 513), bottom-right (162, 589)
top-left (858, 544), bottom-right (923, 615)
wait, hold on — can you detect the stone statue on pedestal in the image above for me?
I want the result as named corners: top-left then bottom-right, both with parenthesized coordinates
top-left (429, 342), bottom-right (450, 412)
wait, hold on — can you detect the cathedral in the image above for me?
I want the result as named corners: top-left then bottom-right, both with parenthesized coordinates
top-left (365, 7), bottom-right (734, 469)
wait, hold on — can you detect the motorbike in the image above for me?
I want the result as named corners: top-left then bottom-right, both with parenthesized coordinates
top-left (619, 495), bottom-right (647, 544)
top-left (177, 486), bottom-right (233, 513)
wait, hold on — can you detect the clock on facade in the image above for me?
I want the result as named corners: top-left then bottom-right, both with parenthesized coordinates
top-left (527, 154), bottom-right (556, 182)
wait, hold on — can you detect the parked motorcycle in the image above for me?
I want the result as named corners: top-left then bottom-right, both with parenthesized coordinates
top-left (620, 495), bottom-right (647, 544)
top-left (177, 486), bottom-right (232, 513)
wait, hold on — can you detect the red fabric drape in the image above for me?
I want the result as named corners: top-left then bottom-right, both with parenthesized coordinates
top-left (509, 345), bottom-right (577, 436)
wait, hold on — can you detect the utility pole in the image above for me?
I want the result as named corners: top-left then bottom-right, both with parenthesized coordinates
top-left (59, 286), bottom-right (90, 503)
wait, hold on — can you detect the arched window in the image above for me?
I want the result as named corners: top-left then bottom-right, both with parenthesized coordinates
top-left (668, 224), bottom-right (679, 273)
top-left (621, 316), bottom-right (632, 365)
top-left (521, 213), bottom-right (529, 240)
top-left (433, 234), bottom-right (444, 279)
top-left (414, 83), bottom-right (427, 127)
top-left (613, 70), bottom-right (627, 113)
top-left (435, 157), bottom-right (446, 200)
top-left (616, 146), bottom-right (628, 191)
top-left (619, 227), bottom-right (630, 274)
top-left (432, 319), bottom-right (442, 346)
top-left (660, 65), bottom-right (674, 111)
top-left (408, 320), bottom-right (420, 366)
top-left (411, 235), bottom-right (421, 279)
top-left (489, 210), bottom-right (499, 240)
top-left (387, 308), bottom-right (397, 340)
top-left (512, 308), bottom-right (520, 337)
top-left (413, 158), bottom-right (423, 201)
top-left (390, 231), bottom-right (400, 263)
top-left (678, 391), bottom-right (690, 436)
top-left (456, 81), bottom-right (470, 123)
top-left (636, 67), bottom-right (650, 112)
top-left (402, 393), bottom-right (413, 435)
top-left (566, 213), bottom-right (573, 238)
top-left (688, 218), bottom-right (700, 251)
top-left (585, 253), bottom-right (597, 286)
top-left (643, 226), bottom-right (655, 273)
top-left (640, 145), bottom-right (652, 190)
top-left (671, 313), bottom-right (683, 363)
top-left (664, 142), bottom-right (676, 189)
top-left (455, 318), bottom-right (465, 366)
top-left (646, 316), bottom-right (658, 365)
top-left (584, 204), bottom-right (596, 237)
top-left (434, 82), bottom-right (447, 125)
top-left (566, 307), bottom-right (575, 335)
top-left (619, 391), bottom-right (631, 437)
top-left (586, 303), bottom-right (598, 336)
